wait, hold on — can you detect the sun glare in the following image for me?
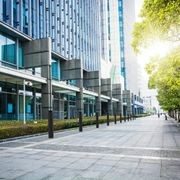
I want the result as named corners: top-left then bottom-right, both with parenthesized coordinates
top-left (138, 40), bottom-right (175, 65)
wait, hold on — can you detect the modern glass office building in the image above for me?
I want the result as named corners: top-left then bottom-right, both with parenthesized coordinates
top-left (0, 0), bottom-right (143, 121)
top-left (0, 0), bottom-right (101, 71)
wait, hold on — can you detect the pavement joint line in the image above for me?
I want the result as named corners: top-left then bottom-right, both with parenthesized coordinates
top-left (26, 143), bottom-right (180, 152)
top-left (2, 147), bottom-right (180, 162)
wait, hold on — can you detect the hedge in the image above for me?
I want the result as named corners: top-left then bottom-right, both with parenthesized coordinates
top-left (0, 114), bottom-right (149, 140)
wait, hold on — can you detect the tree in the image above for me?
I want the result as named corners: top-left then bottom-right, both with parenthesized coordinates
top-left (132, 0), bottom-right (180, 53)
top-left (145, 47), bottom-right (180, 112)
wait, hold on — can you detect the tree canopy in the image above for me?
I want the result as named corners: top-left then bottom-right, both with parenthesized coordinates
top-left (145, 47), bottom-right (180, 111)
top-left (132, 0), bottom-right (180, 53)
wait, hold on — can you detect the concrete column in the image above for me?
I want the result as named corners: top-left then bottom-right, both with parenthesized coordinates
top-left (67, 95), bottom-right (70, 119)
top-left (83, 71), bottom-right (101, 116)
top-left (41, 65), bottom-right (52, 119)
top-left (23, 38), bottom-right (52, 120)
top-left (16, 84), bottom-right (19, 120)
top-left (123, 90), bottom-right (132, 116)
top-left (87, 102), bottom-right (90, 117)
top-left (59, 94), bottom-right (64, 119)
top-left (95, 85), bottom-right (101, 116)
top-left (33, 88), bottom-right (36, 120)
top-left (101, 78), bottom-right (112, 115)
top-left (95, 95), bottom-right (101, 116)
top-left (76, 79), bottom-right (83, 116)
top-left (108, 99), bottom-right (113, 115)
top-left (112, 84), bottom-right (122, 115)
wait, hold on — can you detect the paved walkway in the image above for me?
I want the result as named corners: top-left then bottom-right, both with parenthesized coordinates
top-left (0, 115), bottom-right (180, 180)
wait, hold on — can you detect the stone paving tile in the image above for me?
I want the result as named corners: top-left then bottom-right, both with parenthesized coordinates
top-left (88, 164), bottom-right (113, 172)
top-left (67, 158), bottom-right (97, 170)
top-left (95, 159), bottom-right (119, 166)
top-left (103, 166), bottom-right (134, 179)
top-left (45, 168), bottom-right (83, 180)
top-left (0, 116), bottom-right (180, 180)
top-left (76, 170), bottom-right (106, 179)
top-left (0, 169), bottom-right (28, 180)
top-left (160, 165), bottom-right (180, 180)
top-left (15, 167), bottom-right (58, 180)
top-left (116, 160), bottom-right (139, 170)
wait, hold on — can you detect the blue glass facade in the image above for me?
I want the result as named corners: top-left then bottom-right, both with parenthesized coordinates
top-left (118, 0), bottom-right (126, 89)
top-left (0, 0), bottom-right (101, 71)
top-left (0, 32), bottom-right (24, 69)
top-left (51, 58), bottom-right (60, 80)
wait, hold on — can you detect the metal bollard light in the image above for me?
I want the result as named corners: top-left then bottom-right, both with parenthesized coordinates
top-left (114, 114), bottom-right (117, 124)
top-left (96, 112), bottom-right (99, 128)
top-left (79, 111), bottom-right (83, 132)
top-left (48, 110), bottom-right (54, 138)
top-left (107, 113), bottom-right (109, 126)
top-left (165, 114), bottom-right (167, 120)
top-left (120, 114), bottom-right (122, 123)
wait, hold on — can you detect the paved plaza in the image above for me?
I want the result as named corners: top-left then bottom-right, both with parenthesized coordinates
top-left (0, 115), bottom-right (180, 180)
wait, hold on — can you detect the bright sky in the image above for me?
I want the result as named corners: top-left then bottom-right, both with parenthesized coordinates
top-left (135, 0), bottom-right (143, 21)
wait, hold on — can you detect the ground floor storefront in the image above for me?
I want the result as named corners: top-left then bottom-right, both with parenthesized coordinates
top-left (0, 81), bottom-right (121, 121)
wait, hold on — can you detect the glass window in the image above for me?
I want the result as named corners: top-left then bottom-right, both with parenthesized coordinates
top-left (13, 0), bottom-right (17, 27)
top-left (23, 0), bottom-right (28, 34)
top-left (6, 37), bottom-right (16, 64)
top-left (0, 33), bottom-right (16, 66)
top-left (0, 33), bottom-right (6, 62)
top-left (52, 59), bottom-right (59, 80)
top-left (2, 0), bottom-right (6, 22)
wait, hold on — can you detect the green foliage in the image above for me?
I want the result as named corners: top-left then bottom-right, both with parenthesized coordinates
top-left (146, 47), bottom-right (180, 111)
top-left (0, 116), bottom-right (111, 139)
top-left (132, 0), bottom-right (180, 52)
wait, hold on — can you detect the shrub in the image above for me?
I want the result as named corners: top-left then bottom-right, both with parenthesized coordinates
top-left (0, 114), bottom-right (147, 140)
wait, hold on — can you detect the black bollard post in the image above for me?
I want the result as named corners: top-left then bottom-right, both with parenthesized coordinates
top-left (120, 114), bottom-right (122, 123)
top-left (79, 111), bottom-right (83, 132)
top-left (96, 112), bottom-right (99, 128)
top-left (165, 114), bottom-right (167, 120)
top-left (107, 113), bottom-right (109, 126)
top-left (114, 113), bottom-right (117, 124)
top-left (48, 110), bottom-right (54, 138)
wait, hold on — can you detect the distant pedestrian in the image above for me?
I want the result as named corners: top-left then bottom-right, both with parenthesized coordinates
top-left (158, 113), bottom-right (160, 118)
